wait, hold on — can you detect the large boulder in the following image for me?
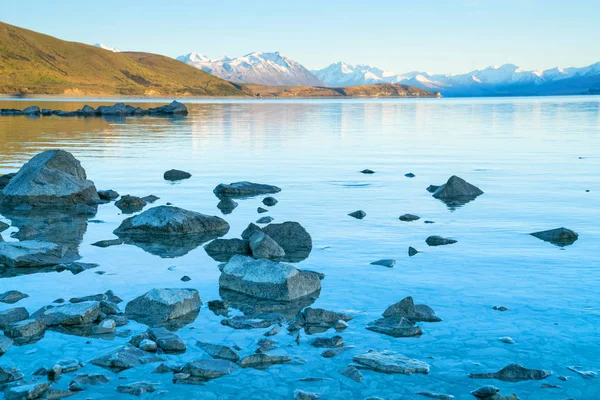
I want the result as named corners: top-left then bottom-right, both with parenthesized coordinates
top-left (34, 301), bottom-right (101, 326)
top-left (261, 222), bottom-right (312, 262)
top-left (125, 288), bottom-right (201, 324)
top-left (213, 181), bottom-right (281, 198)
top-left (430, 175), bottom-right (483, 204)
top-left (0, 241), bottom-right (76, 268)
top-left (530, 227), bottom-right (579, 247)
top-left (204, 238), bottom-right (250, 262)
top-left (219, 255), bottom-right (321, 301)
top-left (0, 150), bottom-right (100, 208)
top-left (249, 231), bottom-right (285, 259)
top-left (0, 173), bottom-right (16, 190)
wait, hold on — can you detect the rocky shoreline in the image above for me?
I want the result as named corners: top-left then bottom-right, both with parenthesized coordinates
top-left (0, 101), bottom-right (188, 117)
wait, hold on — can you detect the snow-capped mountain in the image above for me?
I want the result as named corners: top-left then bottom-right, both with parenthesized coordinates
top-left (176, 51), bottom-right (324, 86)
top-left (94, 43), bottom-right (120, 52)
top-left (313, 62), bottom-right (600, 96)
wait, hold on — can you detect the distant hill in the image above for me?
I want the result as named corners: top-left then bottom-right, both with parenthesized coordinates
top-left (247, 83), bottom-right (438, 98)
top-left (313, 61), bottom-right (600, 97)
top-left (0, 22), bottom-right (250, 96)
top-left (177, 51), bottom-right (325, 86)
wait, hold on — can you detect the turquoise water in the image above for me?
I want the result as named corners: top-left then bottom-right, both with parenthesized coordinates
top-left (0, 96), bottom-right (599, 399)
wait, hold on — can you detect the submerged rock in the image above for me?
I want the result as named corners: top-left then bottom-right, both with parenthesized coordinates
top-left (431, 175), bottom-right (484, 204)
top-left (366, 317), bottom-right (423, 338)
top-left (399, 214), bottom-right (420, 222)
top-left (126, 288), bottom-right (201, 325)
top-left (0, 290), bottom-right (29, 304)
top-left (382, 296), bottom-right (441, 322)
top-left (408, 247), bottom-right (419, 257)
top-left (469, 363), bottom-right (552, 382)
top-left (0, 241), bottom-right (74, 268)
top-left (4, 382), bottom-right (51, 400)
top-left (214, 181), bottom-right (281, 198)
top-left (197, 342), bottom-right (240, 362)
top-left (204, 238), bottom-right (251, 262)
top-left (294, 389), bottom-right (320, 400)
top-left (426, 235), bottom-right (457, 246)
top-left (322, 346), bottom-right (354, 358)
top-left (261, 221), bottom-right (313, 262)
top-left (69, 373), bottom-right (110, 391)
top-left (353, 350), bottom-right (430, 375)
top-left (348, 210), bottom-right (366, 219)
top-left (530, 227), bottom-right (579, 247)
top-left (470, 385), bottom-right (500, 398)
top-left (262, 197), bottom-right (278, 206)
top-left (294, 308), bottom-right (353, 334)
top-left (0, 366), bottom-right (22, 384)
top-left (116, 382), bottom-right (158, 396)
top-left (164, 169), bottom-right (192, 181)
top-left (239, 353), bottom-right (291, 369)
top-left (0, 334), bottom-right (13, 355)
top-left (418, 392), bottom-right (454, 400)
top-left (98, 189), bottom-right (119, 201)
top-left (90, 345), bottom-right (165, 372)
top-left (249, 231), bottom-right (285, 259)
top-left (0, 150), bottom-right (100, 209)
top-left (216, 198), bottom-right (238, 214)
top-left (219, 255), bottom-right (321, 301)
top-left (115, 195), bottom-right (147, 213)
top-left (370, 259), bottom-right (395, 268)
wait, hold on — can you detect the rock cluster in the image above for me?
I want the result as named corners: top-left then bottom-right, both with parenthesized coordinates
top-left (0, 101), bottom-right (188, 117)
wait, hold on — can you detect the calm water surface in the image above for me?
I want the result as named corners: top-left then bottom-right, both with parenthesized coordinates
top-left (0, 97), bottom-right (599, 399)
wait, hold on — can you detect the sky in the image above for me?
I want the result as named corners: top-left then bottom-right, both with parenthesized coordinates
top-left (2, 0), bottom-right (599, 74)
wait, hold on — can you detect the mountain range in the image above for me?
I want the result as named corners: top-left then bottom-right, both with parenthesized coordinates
top-left (177, 52), bottom-right (324, 86)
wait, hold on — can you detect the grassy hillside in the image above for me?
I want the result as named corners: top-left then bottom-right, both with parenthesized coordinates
top-left (246, 83), bottom-right (439, 98)
top-left (0, 22), bottom-right (251, 96)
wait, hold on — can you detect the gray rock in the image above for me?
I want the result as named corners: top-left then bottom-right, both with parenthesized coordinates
top-left (55, 359), bottom-right (84, 373)
top-left (3, 319), bottom-right (46, 343)
top-left (90, 345), bottom-right (165, 372)
top-left (93, 319), bottom-right (116, 334)
top-left (125, 288), bottom-right (201, 324)
top-left (139, 339), bottom-right (158, 352)
top-left (115, 195), bottom-right (147, 213)
top-left (71, 290), bottom-right (122, 304)
top-left (294, 308), bottom-right (353, 333)
top-left (148, 327), bottom-right (186, 354)
top-left (180, 359), bottom-right (237, 382)
top-left (204, 238), bottom-right (250, 262)
top-left (0, 334), bottom-right (12, 355)
top-left (239, 353), bottom-right (291, 369)
top-left (216, 198), bottom-right (238, 214)
top-left (4, 382), bottom-right (51, 400)
top-left (164, 169), bottom-right (191, 181)
top-left (219, 255), bottom-right (321, 301)
top-left (96, 103), bottom-right (128, 116)
top-left (399, 214), bottom-right (420, 222)
top-left (256, 216), bottom-right (274, 224)
top-left (262, 197), bottom-right (278, 206)
top-left (0, 173), bottom-right (16, 191)
top-left (408, 246), bottom-right (419, 257)
top-left (69, 373), bottom-right (110, 391)
top-left (348, 210), bottom-right (366, 219)
top-left (353, 350), bottom-right (430, 374)
top-left (141, 194), bottom-right (159, 203)
top-left (366, 317), bottom-right (423, 338)
top-left (340, 365), bottom-right (363, 382)
top-left (0, 307), bottom-right (29, 328)
top-left (257, 207), bottom-right (268, 213)
top-left (221, 314), bottom-right (284, 330)
top-left (499, 336), bottom-right (515, 344)
top-left (418, 392), bottom-right (454, 400)
top-left (469, 364), bottom-right (552, 382)
top-left (98, 189), bottom-right (119, 201)
top-left (35, 301), bottom-right (101, 326)
top-left (322, 346), bottom-right (354, 358)
top-left (405, 172), bottom-right (416, 178)
top-left (431, 175), bottom-right (484, 203)
top-left (0, 290), bottom-right (29, 304)
top-left (530, 227), bottom-right (579, 247)
top-left (0, 366), bottom-right (22, 384)
top-left (0, 150), bottom-right (100, 209)
top-left (426, 235), bottom-right (457, 246)
top-left (146, 101), bottom-right (188, 115)
top-left (310, 335), bottom-right (344, 348)
top-left (197, 342), bottom-right (240, 362)
top-left (261, 221), bottom-right (313, 262)
top-left (55, 262), bottom-right (97, 275)
top-left (116, 382), bottom-right (158, 396)
top-left (91, 238), bottom-right (124, 248)
top-left (471, 385), bottom-right (500, 398)
top-left (241, 223), bottom-right (262, 240)
top-left (23, 106), bottom-right (41, 116)
top-left (370, 259), bottom-right (395, 268)
top-left (11, 225), bottom-right (41, 240)
top-left (249, 231), bottom-right (285, 259)
top-left (360, 169), bottom-right (375, 174)
top-left (382, 297), bottom-right (441, 322)
top-left (294, 390), bottom-right (320, 400)
top-left (214, 181), bottom-right (281, 198)
top-left (44, 389), bottom-right (73, 400)
top-left (0, 241), bottom-right (73, 268)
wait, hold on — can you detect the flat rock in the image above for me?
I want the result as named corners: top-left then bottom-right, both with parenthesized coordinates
top-left (197, 342), bottom-right (240, 362)
top-left (340, 365), bottom-right (363, 382)
top-left (239, 353), bottom-right (291, 369)
top-left (348, 210), bottom-right (366, 219)
top-left (90, 345), bottom-right (165, 372)
top-left (256, 216), bottom-right (274, 224)
top-left (126, 288), bottom-right (201, 324)
top-left (0, 290), bottom-right (29, 304)
top-left (567, 365), bottom-right (598, 378)
top-left (35, 301), bottom-right (101, 326)
top-left (148, 327), bottom-right (186, 354)
top-left (426, 236), bottom-right (457, 246)
top-left (164, 169), bottom-right (191, 181)
top-left (214, 181), bottom-right (281, 198)
top-left (219, 255), bottom-right (321, 301)
top-left (0, 307), bottom-right (30, 328)
top-left (11, 225), bottom-right (40, 240)
top-left (98, 189), bottom-right (119, 201)
top-left (205, 238), bottom-right (251, 262)
top-left (0, 150), bottom-right (100, 209)
top-left (366, 317), bottom-right (423, 338)
top-left (431, 175), bottom-right (484, 203)
top-left (115, 195), bottom-right (147, 213)
top-left (418, 392), bottom-right (453, 400)
top-left (0, 366), bottom-right (22, 384)
top-left (530, 227), bottom-right (579, 247)
top-left (370, 259), bottom-right (395, 268)
top-left (353, 350), bottom-right (430, 374)
top-left (0, 240), bottom-right (72, 268)
top-left (180, 359), bottom-right (237, 381)
top-left (399, 214), bottom-right (420, 222)
top-left (221, 314), bottom-right (284, 330)
top-left (360, 169), bottom-right (375, 174)
top-left (469, 363), bottom-right (551, 382)
top-left (310, 335), bottom-right (344, 348)
top-left (382, 296), bottom-right (441, 322)
top-left (249, 231), bottom-right (285, 259)
top-left (55, 262), bottom-right (97, 275)
top-left (4, 382), bottom-right (51, 400)
top-left (322, 346), bottom-right (354, 358)
top-left (261, 221), bottom-right (313, 262)
top-left (91, 238), bottom-right (124, 248)
top-left (116, 382), bottom-right (157, 396)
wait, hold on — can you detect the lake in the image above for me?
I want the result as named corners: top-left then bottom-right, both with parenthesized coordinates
top-left (0, 96), bottom-right (599, 399)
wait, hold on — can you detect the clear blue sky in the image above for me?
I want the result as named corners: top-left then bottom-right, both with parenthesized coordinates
top-left (2, 0), bottom-right (598, 73)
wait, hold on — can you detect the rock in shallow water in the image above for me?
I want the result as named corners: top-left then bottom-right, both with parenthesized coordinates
top-left (213, 181), bottom-right (281, 198)
top-left (116, 382), bottom-right (158, 396)
top-left (179, 359), bottom-right (237, 382)
top-left (469, 363), bottom-right (551, 382)
top-left (431, 175), bottom-right (484, 204)
top-left (382, 296), bottom-right (441, 322)
top-left (370, 259), bottom-right (395, 268)
top-left (352, 350), bottom-right (430, 375)
top-left (219, 255), bottom-right (321, 301)
top-left (366, 316), bottom-right (423, 338)
top-left (0, 366), bottom-right (23, 384)
top-left (34, 301), bottom-right (101, 326)
top-left (399, 213), bottom-right (420, 222)
top-left (164, 169), bottom-right (191, 181)
top-left (4, 382), bottom-right (51, 400)
top-left (0, 290), bottom-right (29, 304)
top-left (426, 235), bottom-right (457, 246)
top-left (0, 307), bottom-right (30, 328)
top-left (90, 345), bottom-right (165, 372)
top-left (530, 227), bottom-right (579, 247)
top-left (125, 288), bottom-right (201, 325)
top-left (261, 221), bottom-right (313, 262)
top-left (0, 240), bottom-right (74, 268)
top-left (114, 195), bottom-right (147, 213)
top-left (0, 335), bottom-right (13, 355)
top-left (348, 210), bottom-right (366, 219)
top-left (417, 391), bottom-right (454, 400)
top-left (197, 342), bottom-right (240, 362)
top-left (98, 189), bottom-right (119, 201)
top-left (470, 385), bottom-right (499, 398)
top-left (249, 231), bottom-right (285, 259)
top-left (294, 308), bottom-right (353, 333)
top-left (239, 353), bottom-right (291, 369)
top-left (204, 238), bottom-right (251, 262)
